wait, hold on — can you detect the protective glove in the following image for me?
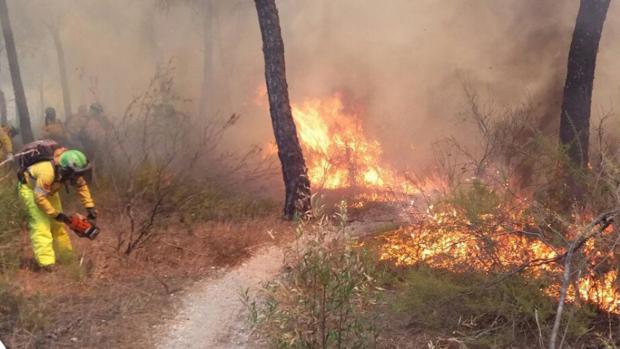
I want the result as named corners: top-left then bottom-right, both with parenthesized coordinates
top-left (86, 207), bottom-right (98, 221)
top-left (55, 213), bottom-right (71, 224)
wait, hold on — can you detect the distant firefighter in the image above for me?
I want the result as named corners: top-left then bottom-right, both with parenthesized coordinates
top-left (66, 103), bottom-right (111, 165)
top-left (42, 107), bottom-right (69, 144)
top-left (1, 123), bottom-right (19, 159)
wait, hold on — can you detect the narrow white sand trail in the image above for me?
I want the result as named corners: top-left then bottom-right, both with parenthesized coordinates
top-left (157, 245), bottom-right (284, 349)
top-left (156, 203), bottom-right (412, 349)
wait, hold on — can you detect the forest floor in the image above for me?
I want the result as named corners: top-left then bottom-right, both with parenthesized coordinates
top-left (3, 197), bottom-right (412, 349)
top-left (4, 212), bottom-right (295, 349)
top-left (153, 202), bottom-right (409, 349)
top-left (155, 244), bottom-right (283, 349)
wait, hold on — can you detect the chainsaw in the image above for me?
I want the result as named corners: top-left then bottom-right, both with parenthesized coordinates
top-left (67, 213), bottom-right (100, 240)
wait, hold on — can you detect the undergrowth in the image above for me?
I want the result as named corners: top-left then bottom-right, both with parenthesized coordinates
top-left (0, 180), bottom-right (26, 275)
top-left (245, 202), bottom-right (382, 349)
top-left (181, 186), bottom-right (277, 224)
top-left (0, 281), bottom-right (48, 347)
top-left (391, 266), bottom-right (596, 348)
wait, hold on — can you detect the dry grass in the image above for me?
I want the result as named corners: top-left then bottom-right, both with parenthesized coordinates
top-left (3, 213), bottom-right (294, 349)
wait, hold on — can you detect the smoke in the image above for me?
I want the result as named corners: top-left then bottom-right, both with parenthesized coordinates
top-left (1, 0), bottom-right (619, 173)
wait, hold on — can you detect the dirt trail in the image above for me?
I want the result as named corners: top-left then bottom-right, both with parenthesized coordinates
top-left (155, 204), bottom-right (410, 349)
top-left (156, 245), bottom-right (283, 349)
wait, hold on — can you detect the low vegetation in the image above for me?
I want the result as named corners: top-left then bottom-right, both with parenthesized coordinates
top-left (0, 74), bottom-right (284, 348)
top-left (246, 203), bottom-right (382, 349)
top-left (243, 94), bottom-right (620, 348)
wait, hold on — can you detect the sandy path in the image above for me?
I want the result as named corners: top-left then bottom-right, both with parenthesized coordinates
top-left (155, 204), bottom-right (411, 349)
top-left (156, 245), bottom-right (284, 349)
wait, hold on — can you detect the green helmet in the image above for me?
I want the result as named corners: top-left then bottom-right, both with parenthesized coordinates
top-left (58, 150), bottom-right (90, 173)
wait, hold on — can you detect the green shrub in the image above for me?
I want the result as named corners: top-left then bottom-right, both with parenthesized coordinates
top-left (246, 203), bottom-right (381, 349)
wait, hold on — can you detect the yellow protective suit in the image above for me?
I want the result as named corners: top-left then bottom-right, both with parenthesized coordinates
top-left (19, 161), bottom-right (95, 267)
top-left (0, 126), bottom-right (12, 159)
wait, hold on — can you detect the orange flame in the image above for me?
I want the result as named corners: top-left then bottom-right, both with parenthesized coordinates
top-left (379, 203), bottom-right (620, 313)
top-left (291, 94), bottom-right (414, 194)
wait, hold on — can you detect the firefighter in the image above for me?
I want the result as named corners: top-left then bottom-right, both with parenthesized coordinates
top-left (0, 123), bottom-right (12, 161)
top-left (66, 105), bottom-right (89, 149)
top-left (42, 107), bottom-right (69, 144)
top-left (84, 103), bottom-right (111, 153)
top-left (66, 103), bottom-right (110, 161)
top-left (18, 149), bottom-right (97, 271)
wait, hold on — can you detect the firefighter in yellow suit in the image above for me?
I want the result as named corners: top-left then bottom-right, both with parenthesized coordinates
top-left (0, 124), bottom-right (12, 160)
top-left (18, 149), bottom-right (97, 270)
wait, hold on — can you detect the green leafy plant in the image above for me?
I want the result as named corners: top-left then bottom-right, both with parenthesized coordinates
top-left (246, 202), bottom-right (381, 349)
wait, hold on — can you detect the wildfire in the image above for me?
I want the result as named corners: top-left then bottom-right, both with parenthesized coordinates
top-left (291, 94), bottom-right (415, 194)
top-left (260, 89), bottom-right (620, 314)
top-left (379, 202), bottom-right (620, 314)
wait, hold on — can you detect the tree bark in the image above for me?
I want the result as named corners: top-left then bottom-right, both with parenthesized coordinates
top-left (254, 0), bottom-right (311, 219)
top-left (50, 26), bottom-right (72, 121)
top-left (559, 0), bottom-right (609, 180)
top-left (0, 0), bottom-right (33, 143)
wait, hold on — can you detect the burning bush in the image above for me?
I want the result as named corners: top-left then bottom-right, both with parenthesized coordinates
top-left (371, 173), bottom-right (620, 347)
top-left (365, 86), bottom-right (620, 346)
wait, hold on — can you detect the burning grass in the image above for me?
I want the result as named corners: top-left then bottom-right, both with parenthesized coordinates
top-left (378, 198), bottom-right (620, 315)
top-left (365, 176), bottom-right (620, 347)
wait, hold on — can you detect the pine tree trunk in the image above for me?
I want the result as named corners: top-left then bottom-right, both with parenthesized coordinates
top-left (559, 0), bottom-right (609, 197)
top-left (255, 0), bottom-right (311, 219)
top-left (51, 27), bottom-right (72, 120)
top-left (0, 0), bottom-right (33, 143)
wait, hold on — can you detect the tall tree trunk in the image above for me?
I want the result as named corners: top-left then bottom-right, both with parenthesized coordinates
top-left (0, 0), bottom-right (33, 143)
top-left (255, 0), bottom-right (311, 219)
top-left (50, 27), bottom-right (72, 120)
top-left (559, 0), bottom-right (609, 198)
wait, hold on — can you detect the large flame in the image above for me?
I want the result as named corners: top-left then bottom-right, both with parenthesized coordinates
top-left (259, 90), bottom-right (620, 313)
top-left (379, 202), bottom-right (620, 313)
top-left (291, 94), bottom-right (414, 194)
